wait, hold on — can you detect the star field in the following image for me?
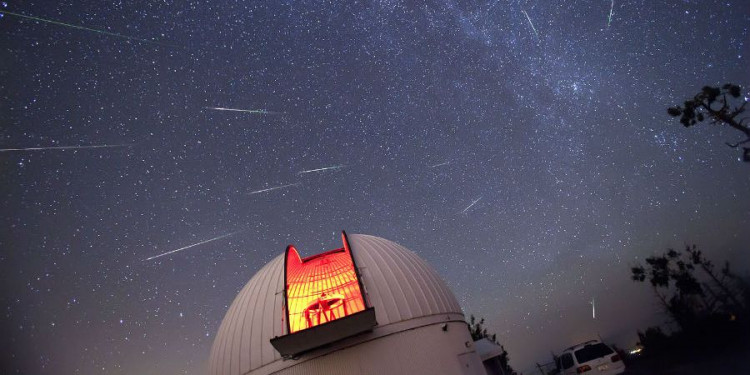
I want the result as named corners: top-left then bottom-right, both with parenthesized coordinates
top-left (1, 1), bottom-right (749, 373)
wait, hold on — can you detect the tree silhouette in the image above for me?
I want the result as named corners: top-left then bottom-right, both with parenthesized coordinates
top-left (467, 315), bottom-right (515, 375)
top-left (468, 314), bottom-right (497, 342)
top-left (667, 84), bottom-right (750, 162)
top-left (630, 246), bottom-right (750, 363)
top-left (631, 245), bottom-right (746, 329)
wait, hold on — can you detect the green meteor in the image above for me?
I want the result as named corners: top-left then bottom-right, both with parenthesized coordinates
top-left (0, 10), bottom-right (174, 47)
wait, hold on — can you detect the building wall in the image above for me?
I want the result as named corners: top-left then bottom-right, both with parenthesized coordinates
top-left (268, 321), bottom-right (485, 375)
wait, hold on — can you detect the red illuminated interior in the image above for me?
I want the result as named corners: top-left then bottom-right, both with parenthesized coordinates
top-left (284, 237), bottom-right (366, 333)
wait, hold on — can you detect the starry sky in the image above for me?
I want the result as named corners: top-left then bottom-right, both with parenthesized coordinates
top-left (1, 1), bottom-right (749, 374)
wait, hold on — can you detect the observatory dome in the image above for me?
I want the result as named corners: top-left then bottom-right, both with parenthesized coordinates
top-left (208, 233), bottom-right (473, 375)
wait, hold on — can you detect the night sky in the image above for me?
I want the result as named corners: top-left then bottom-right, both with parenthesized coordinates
top-left (2, 1), bottom-right (749, 374)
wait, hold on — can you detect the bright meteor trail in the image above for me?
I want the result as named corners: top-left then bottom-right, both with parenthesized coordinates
top-left (521, 10), bottom-right (539, 39)
top-left (144, 230), bottom-right (245, 261)
top-left (297, 165), bottom-right (345, 174)
top-left (206, 107), bottom-right (278, 115)
top-left (0, 11), bottom-right (173, 47)
top-left (591, 297), bottom-right (596, 319)
top-left (0, 143), bottom-right (133, 152)
top-left (429, 161), bottom-right (451, 168)
top-left (248, 183), bottom-right (301, 195)
top-left (607, 0), bottom-right (614, 27)
top-left (461, 197), bottom-right (482, 214)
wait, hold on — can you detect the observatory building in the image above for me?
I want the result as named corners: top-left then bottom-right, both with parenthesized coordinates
top-left (209, 232), bottom-right (486, 375)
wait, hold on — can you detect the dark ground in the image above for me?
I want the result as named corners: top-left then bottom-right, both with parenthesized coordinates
top-left (624, 343), bottom-right (750, 375)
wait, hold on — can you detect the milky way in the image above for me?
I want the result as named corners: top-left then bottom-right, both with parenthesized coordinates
top-left (1, 1), bottom-right (749, 374)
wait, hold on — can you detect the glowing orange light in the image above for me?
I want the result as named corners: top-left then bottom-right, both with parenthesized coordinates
top-left (285, 241), bottom-right (365, 333)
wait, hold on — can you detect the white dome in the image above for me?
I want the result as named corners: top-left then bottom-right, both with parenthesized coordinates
top-left (208, 233), bottom-right (463, 375)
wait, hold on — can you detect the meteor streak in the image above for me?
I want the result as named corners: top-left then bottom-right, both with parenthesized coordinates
top-left (0, 10), bottom-right (173, 47)
top-left (297, 165), bottom-right (345, 175)
top-left (607, 0), bottom-right (614, 27)
top-left (0, 143), bottom-right (133, 152)
top-left (521, 10), bottom-right (539, 39)
top-left (461, 197), bottom-right (482, 214)
top-left (428, 161), bottom-right (451, 168)
top-left (144, 230), bottom-right (245, 261)
top-left (206, 107), bottom-right (278, 115)
top-left (248, 183), bottom-right (300, 195)
top-left (591, 297), bottom-right (596, 319)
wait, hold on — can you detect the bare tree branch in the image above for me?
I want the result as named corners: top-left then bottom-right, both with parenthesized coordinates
top-left (726, 138), bottom-right (750, 148)
top-left (669, 84), bottom-right (750, 162)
